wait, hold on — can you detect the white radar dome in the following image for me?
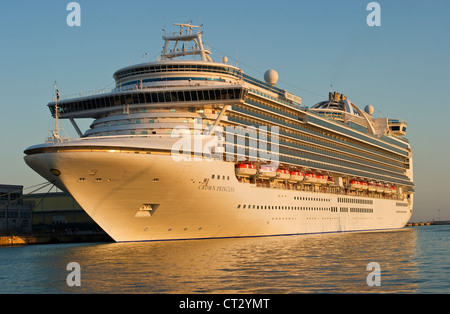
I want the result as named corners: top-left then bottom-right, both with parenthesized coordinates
top-left (364, 105), bottom-right (374, 115)
top-left (264, 70), bottom-right (279, 86)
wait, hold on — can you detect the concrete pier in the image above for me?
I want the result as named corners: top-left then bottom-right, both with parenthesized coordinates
top-left (405, 221), bottom-right (450, 227)
top-left (0, 233), bottom-right (112, 247)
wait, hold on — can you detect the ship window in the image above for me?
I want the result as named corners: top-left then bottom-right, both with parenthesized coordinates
top-left (177, 92), bottom-right (185, 102)
top-left (191, 90), bottom-right (198, 101)
top-left (164, 92), bottom-right (172, 102)
top-left (211, 175), bottom-right (215, 179)
top-left (199, 90), bottom-right (206, 101)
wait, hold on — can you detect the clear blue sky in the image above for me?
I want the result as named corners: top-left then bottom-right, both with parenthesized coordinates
top-left (1, 0), bottom-right (449, 222)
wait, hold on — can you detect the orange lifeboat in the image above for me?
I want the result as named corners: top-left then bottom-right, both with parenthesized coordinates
top-left (368, 181), bottom-right (377, 192)
top-left (235, 163), bottom-right (257, 177)
top-left (376, 183), bottom-right (384, 193)
top-left (276, 169), bottom-right (290, 180)
top-left (360, 181), bottom-right (368, 190)
top-left (289, 171), bottom-right (304, 183)
top-left (304, 172), bottom-right (318, 184)
top-left (350, 180), bottom-right (361, 190)
top-left (258, 165), bottom-right (277, 179)
top-left (315, 174), bottom-right (327, 185)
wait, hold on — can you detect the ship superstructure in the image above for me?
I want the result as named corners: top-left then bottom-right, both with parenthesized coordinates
top-left (24, 23), bottom-right (414, 242)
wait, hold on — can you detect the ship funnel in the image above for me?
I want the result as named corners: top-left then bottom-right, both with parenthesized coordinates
top-left (333, 92), bottom-right (341, 101)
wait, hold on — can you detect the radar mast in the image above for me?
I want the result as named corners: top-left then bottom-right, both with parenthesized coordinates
top-left (161, 22), bottom-right (213, 62)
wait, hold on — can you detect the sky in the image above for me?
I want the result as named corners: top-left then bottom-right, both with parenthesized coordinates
top-left (0, 0), bottom-right (449, 222)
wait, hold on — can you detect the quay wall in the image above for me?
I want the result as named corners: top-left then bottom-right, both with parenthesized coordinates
top-left (0, 234), bottom-right (112, 247)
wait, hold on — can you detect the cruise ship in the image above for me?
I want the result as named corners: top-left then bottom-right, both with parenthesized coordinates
top-left (24, 23), bottom-right (414, 242)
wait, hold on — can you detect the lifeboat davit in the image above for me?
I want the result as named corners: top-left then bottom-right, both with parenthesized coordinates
top-left (259, 166), bottom-right (277, 179)
top-left (384, 184), bottom-right (392, 194)
top-left (326, 176), bottom-right (335, 185)
top-left (276, 169), bottom-right (290, 180)
top-left (289, 171), bottom-right (304, 183)
top-left (235, 163), bottom-right (257, 177)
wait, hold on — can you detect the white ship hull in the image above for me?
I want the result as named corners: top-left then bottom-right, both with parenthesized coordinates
top-left (24, 24), bottom-right (414, 243)
top-left (24, 140), bottom-right (413, 243)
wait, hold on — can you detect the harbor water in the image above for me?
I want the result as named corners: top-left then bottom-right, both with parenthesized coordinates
top-left (1, 225), bottom-right (449, 294)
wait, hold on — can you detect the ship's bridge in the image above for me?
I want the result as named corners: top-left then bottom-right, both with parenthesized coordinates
top-left (112, 22), bottom-right (244, 90)
top-left (113, 60), bottom-right (244, 89)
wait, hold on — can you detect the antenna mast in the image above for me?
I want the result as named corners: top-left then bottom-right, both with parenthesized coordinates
top-left (161, 22), bottom-right (212, 62)
top-left (53, 81), bottom-right (61, 142)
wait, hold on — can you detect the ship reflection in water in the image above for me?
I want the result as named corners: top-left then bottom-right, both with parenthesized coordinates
top-left (41, 229), bottom-right (418, 294)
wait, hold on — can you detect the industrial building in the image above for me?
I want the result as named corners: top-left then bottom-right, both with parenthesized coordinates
top-left (24, 191), bottom-right (102, 234)
top-left (1, 184), bottom-right (103, 236)
top-left (0, 184), bottom-right (33, 234)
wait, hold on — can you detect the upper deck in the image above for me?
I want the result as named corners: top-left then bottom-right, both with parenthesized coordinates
top-left (46, 23), bottom-right (411, 173)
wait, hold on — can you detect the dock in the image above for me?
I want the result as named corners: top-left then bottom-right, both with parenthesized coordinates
top-left (0, 233), bottom-right (112, 247)
top-left (405, 220), bottom-right (450, 227)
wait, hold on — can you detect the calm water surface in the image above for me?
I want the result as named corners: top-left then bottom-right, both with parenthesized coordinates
top-left (1, 226), bottom-right (449, 294)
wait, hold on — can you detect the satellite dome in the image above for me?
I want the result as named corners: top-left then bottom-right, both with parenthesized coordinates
top-left (364, 105), bottom-right (374, 115)
top-left (264, 70), bottom-right (278, 86)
